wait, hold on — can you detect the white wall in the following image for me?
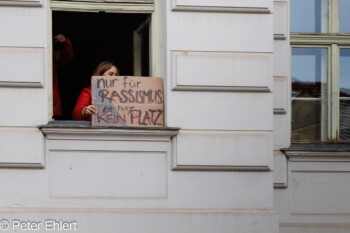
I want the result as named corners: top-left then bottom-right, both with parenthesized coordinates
top-left (0, 1), bottom-right (48, 168)
top-left (0, 0), bottom-right (279, 232)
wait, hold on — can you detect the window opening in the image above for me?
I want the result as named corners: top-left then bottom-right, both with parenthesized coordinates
top-left (52, 11), bottom-right (150, 120)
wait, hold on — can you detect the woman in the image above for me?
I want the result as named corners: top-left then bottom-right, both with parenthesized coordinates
top-left (72, 61), bottom-right (119, 121)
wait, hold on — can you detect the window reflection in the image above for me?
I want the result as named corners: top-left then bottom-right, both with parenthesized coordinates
top-left (291, 0), bottom-right (328, 33)
top-left (340, 49), bottom-right (350, 97)
top-left (340, 100), bottom-right (350, 140)
top-left (292, 100), bottom-right (323, 141)
top-left (291, 47), bottom-right (328, 141)
top-left (292, 48), bottom-right (328, 98)
top-left (339, 0), bottom-right (350, 33)
top-left (339, 49), bottom-right (350, 140)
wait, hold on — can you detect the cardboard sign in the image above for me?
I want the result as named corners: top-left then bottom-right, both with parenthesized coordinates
top-left (91, 76), bottom-right (164, 127)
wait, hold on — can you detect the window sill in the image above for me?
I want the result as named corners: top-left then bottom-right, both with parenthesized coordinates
top-left (39, 121), bottom-right (180, 140)
top-left (282, 144), bottom-right (350, 162)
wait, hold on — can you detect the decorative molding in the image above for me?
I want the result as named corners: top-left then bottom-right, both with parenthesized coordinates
top-left (280, 223), bottom-right (350, 228)
top-left (274, 34), bottom-right (287, 40)
top-left (285, 150), bottom-right (350, 162)
top-left (172, 85), bottom-right (271, 92)
top-left (0, 162), bottom-right (43, 169)
top-left (273, 76), bottom-right (288, 114)
top-left (48, 150), bottom-right (167, 199)
top-left (50, 1), bottom-right (154, 13)
top-left (172, 130), bottom-right (273, 172)
top-left (172, 0), bottom-right (271, 13)
top-left (171, 51), bottom-right (272, 93)
top-left (172, 164), bottom-right (270, 171)
top-left (0, 206), bottom-right (277, 213)
top-left (0, 0), bottom-right (43, 7)
top-left (273, 151), bottom-right (288, 188)
top-left (172, 5), bottom-right (270, 13)
top-left (0, 81), bottom-right (43, 88)
top-left (274, 183), bottom-right (287, 189)
top-left (40, 125), bottom-right (177, 199)
top-left (40, 125), bottom-right (179, 141)
top-left (274, 109), bottom-right (286, 114)
top-left (273, 1), bottom-right (287, 40)
top-left (0, 46), bottom-right (44, 88)
top-left (0, 127), bottom-right (45, 169)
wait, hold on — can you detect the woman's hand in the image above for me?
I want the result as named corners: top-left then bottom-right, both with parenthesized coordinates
top-left (82, 105), bottom-right (96, 117)
top-left (54, 34), bottom-right (66, 43)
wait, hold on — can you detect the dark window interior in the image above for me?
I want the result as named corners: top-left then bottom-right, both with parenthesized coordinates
top-left (53, 11), bottom-right (150, 120)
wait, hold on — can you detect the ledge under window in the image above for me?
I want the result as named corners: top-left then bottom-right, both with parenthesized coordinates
top-left (39, 121), bottom-right (180, 140)
top-left (282, 144), bottom-right (350, 162)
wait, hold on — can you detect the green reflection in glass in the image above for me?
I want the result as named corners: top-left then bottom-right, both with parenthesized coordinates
top-left (292, 100), bottom-right (324, 141)
top-left (340, 100), bottom-right (350, 140)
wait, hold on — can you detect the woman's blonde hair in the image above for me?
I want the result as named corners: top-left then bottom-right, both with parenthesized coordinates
top-left (92, 61), bottom-right (119, 76)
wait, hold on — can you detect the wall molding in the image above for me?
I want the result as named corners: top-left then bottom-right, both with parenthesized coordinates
top-left (0, 81), bottom-right (43, 88)
top-left (171, 51), bottom-right (272, 92)
top-left (273, 76), bottom-right (288, 114)
top-left (273, 1), bottom-right (288, 40)
top-left (273, 151), bottom-right (288, 188)
top-left (172, 130), bottom-right (273, 172)
top-left (0, 162), bottom-right (43, 169)
top-left (274, 35), bottom-right (287, 40)
top-left (0, 46), bottom-right (44, 88)
top-left (50, 1), bottom-right (154, 13)
top-left (0, 0), bottom-right (43, 7)
top-left (172, 85), bottom-right (271, 92)
top-left (172, 0), bottom-right (271, 13)
top-left (40, 125), bottom-right (180, 141)
top-left (172, 164), bottom-right (270, 171)
top-left (0, 127), bottom-right (44, 169)
top-left (285, 151), bottom-right (350, 162)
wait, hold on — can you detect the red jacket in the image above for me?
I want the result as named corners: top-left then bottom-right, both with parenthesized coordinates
top-left (53, 37), bottom-right (74, 116)
top-left (72, 86), bottom-right (92, 121)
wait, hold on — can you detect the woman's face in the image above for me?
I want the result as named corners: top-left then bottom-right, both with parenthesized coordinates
top-left (103, 66), bottom-right (118, 76)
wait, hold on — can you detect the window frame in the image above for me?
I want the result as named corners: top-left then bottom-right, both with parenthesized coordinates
top-left (291, 0), bottom-right (350, 142)
top-left (48, 0), bottom-right (162, 120)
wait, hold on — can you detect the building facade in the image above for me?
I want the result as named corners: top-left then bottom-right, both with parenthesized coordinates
top-left (0, 0), bottom-right (348, 232)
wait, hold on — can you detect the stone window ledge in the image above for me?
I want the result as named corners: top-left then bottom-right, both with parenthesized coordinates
top-left (282, 144), bottom-right (350, 162)
top-left (39, 121), bottom-right (180, 141)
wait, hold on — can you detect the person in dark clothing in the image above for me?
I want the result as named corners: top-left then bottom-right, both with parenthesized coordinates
top-left (52, 34), bottom-right (74, 119)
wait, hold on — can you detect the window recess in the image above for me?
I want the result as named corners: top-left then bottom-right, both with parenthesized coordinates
top-left (291, 0), bottom-right (350, 142)
top-left (50, 0), bottom-right (161, 121)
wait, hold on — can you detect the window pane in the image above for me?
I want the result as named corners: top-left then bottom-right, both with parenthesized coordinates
top-left (291, 0), bottom-right (328, 33)
top-left (340, 49), bottom-right (350, 97)
top-left (339, 49), bottom-right (350, 140)
top-left (292, 100), bottom-right (326, 141)
top-left (340, 99), bottom-right (350, 140)
top-left (339, 0), bottom-right (350, 33)
top-left (292, 48), bottom-right (328, 98)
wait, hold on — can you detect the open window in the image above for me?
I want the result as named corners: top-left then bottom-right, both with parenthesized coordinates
top-left (51, 0), bottom-right (159, 120)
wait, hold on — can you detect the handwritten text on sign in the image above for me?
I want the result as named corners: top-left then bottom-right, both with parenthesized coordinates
top-left (91, 76), bottom-right (164, 127)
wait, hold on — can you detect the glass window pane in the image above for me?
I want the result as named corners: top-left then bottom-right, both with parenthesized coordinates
top-left (292, 100), bottom-right (326, 141)
top-left (291, 0), bottom-right (328, 33)
top-left (340, 99), bottom-right (350, 140)
top-left (339, 0), bottom-right (350, 33)
top-left (340, 49), bottom-right (350, 97)
top-left (292, 48), bottom-right (328, 98)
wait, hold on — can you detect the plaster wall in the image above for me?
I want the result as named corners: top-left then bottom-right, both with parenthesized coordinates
top-left (0, 0), bottom-right (278, 232)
